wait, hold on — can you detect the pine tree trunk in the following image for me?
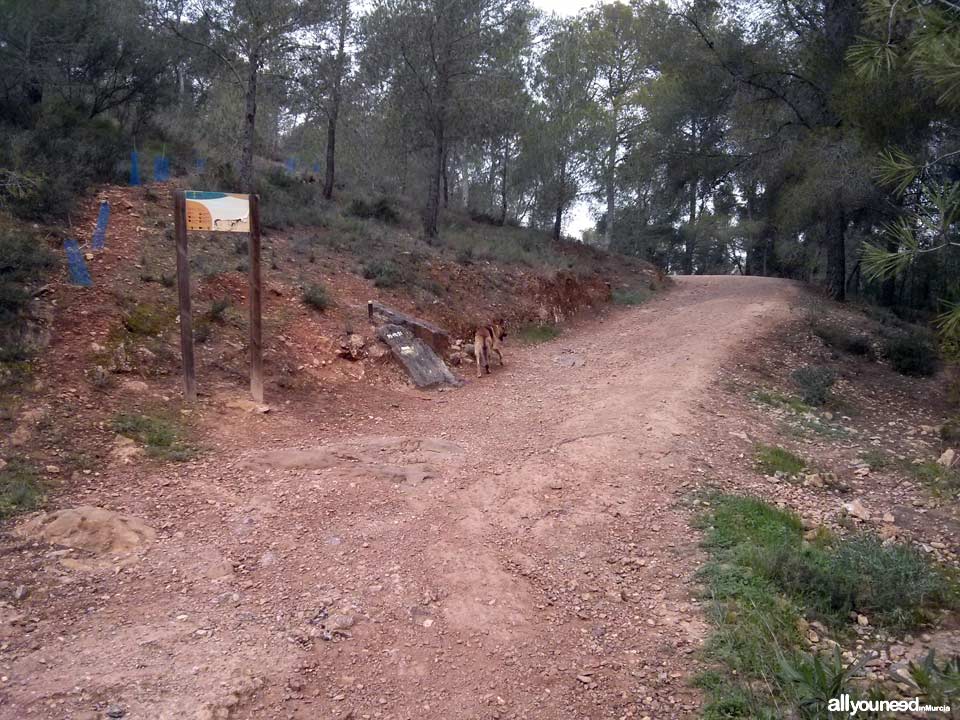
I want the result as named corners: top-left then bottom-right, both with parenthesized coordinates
top-left (240, 51), bottom-right (259, 194)
top-left (682, 180), bottom-right (697, 275)
top-left (603, 109), bottom-right (618, 249)
top-left (825, 210), bottom-right (846, 301)
top-left (553, 160), bottom-right (566, 242)
top-left (499, 139), bottom-right (508, 226)
top-left (323, 2), bottom-right (349, 200)
top-left (442, 145), bottom-right (449, 209)
top-left (323, 112), bottom-right (337, 200)
top-left (424, 124), bottom-right (444, 239)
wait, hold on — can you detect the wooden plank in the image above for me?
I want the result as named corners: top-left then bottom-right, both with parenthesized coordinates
top-left (174, 190), bottom-right (197, 402)
top-left (376, 324), bottom-right (461, 388)
top-left (248, 194), bottom-right (264, 403)
top-left (369, 301), bottom-right (450, 353)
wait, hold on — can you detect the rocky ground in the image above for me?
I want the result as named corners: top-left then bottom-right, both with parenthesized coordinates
top-left (1, 275), bottom-right (957, 719)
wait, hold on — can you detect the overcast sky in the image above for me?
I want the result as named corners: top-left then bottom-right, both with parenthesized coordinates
top-left (532, 0), bottom-right (595, 16)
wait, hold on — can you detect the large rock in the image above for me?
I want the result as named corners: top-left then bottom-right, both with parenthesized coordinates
top-left (376, 324), bottom-right (460, 388)
top-left (369, 302), bottom-right (450, 353)
top-left (16, 506), bottom-right (156, 556)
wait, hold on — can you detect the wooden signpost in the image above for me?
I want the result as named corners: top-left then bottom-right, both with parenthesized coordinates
top-left (173, 189), bottom-right (263, 403)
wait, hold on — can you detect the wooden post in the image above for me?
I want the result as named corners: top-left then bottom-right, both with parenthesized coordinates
top-left (174, 190), bottom-right (197, 402)
top-left (367, 300), bottom-right (373, 321)
top-left (248, 194), bottom-right (264, 403)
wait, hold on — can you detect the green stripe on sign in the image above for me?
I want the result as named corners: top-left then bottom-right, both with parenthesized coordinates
top-left (185, 191), bottom-right (229, 200)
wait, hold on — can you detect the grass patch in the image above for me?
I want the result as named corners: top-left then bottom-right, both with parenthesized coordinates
top-left (753, 390), bottom-right (811, 414)
top-left (611, 287), bottom-right (652, 306)
top-left (785, 415), bottom-right (849, 440)
top-left (0, 458), bottom-right (43, 519)
top-left (754, 443), bottom-right (806, 475)
top-left (111, 412), bottom-right (194, 462)
top-left (696, 494), bottom-right (958, 717)
top-left (516, 323), bottom-right (561, 344)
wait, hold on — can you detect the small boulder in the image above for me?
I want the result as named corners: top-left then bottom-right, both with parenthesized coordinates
top-left (16, 506), bottom-right (155, 556)
top-left (109, 435), bottom-right (144, 466)
top-left (937, 448), bottom-right (956, 468)
top-left (843, 499), bottom-right (871, 521)
top-left (337, 334), bottom-right (366, 361)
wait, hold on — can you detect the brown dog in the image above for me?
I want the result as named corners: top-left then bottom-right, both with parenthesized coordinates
top-left (474, 323), bottom-right (507, 378)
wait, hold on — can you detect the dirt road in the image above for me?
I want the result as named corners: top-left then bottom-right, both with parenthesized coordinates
top-left (1, 276), bottom-right (804, 720)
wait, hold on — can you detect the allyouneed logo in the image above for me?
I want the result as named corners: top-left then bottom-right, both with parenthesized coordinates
top-left (828, 694), bottom-right (952, 716)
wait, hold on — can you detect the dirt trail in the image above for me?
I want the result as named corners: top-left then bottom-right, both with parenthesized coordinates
top-left (1, 276), bottom-right (804, 720)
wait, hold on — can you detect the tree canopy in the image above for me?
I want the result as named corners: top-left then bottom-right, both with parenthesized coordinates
top-left (1, 0), bottom-right (957, 333)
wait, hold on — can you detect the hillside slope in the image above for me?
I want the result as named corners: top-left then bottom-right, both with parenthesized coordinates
top-left (1, 181), bottom-right (661, 494)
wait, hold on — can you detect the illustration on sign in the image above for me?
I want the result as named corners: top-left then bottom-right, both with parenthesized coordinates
top-left (184, 191), bottom-right (250, 233)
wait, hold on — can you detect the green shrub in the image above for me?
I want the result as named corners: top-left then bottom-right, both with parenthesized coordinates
top-left (812, 322), bottom-right (873, 357)
top-left (0, 459), bottom-right (43, 518)
top-left (791, 365), bottom-right (836, 406)
top-left (5, 107), bottom-right (126, 219)
top-left (208, 297), bottom-right (230, 323)
top-left (884, 332), bottom-right (939, 377)
top-left (122, 304), bottom-right (173, 336)
top-left (907, 650), bottom-right (960, 708)
top-left (348, 197), bottom-right (399, 224)
top-left (302, 283), bottom-right (331, 311)
top-left (362, 259), bottom-right (404, 288)
top-left (702, 494), bottom-right (957, 629)
top-left (754, 443), bottom-right (806, 475)
top-left (193, 318), bottom-right (212, 344)
top-left (0, 229), bottom-right (56, 360)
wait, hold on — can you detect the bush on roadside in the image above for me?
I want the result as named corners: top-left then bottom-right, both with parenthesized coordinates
top-left (0, 229), bottom-right (57, 361)
top-left (884, 332), bottom-right (939, 377)
top-left (362, 259), bottom-right (404, 288)
top-left (812, 321), bottom-right (873, 357)
top-left (792, 365), bottom-right (836, 406)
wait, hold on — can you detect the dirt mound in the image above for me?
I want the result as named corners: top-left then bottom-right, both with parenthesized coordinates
top-left (248, 435), bottom-right (464, 484)
top-left (15, 505), bottom-right (156, 555)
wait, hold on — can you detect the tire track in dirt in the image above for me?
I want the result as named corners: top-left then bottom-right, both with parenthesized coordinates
top-left (0, 276), bottom-right (803, 720)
